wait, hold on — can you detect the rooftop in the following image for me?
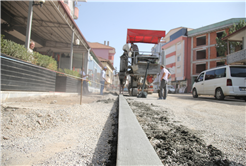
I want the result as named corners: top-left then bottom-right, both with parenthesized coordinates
top-left (222, 25), bottom-right (246, 41)
top-left (188, 18), bottom-right (246, 37)
top-left (88, 42), bottom-right (115, 49)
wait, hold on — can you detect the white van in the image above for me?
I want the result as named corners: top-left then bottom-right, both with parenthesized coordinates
top-left (192, 65), bottom-right (246, 101)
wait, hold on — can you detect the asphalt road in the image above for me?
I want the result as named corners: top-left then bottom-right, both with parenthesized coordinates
top-left (124, 92), bottom-right (246, 165)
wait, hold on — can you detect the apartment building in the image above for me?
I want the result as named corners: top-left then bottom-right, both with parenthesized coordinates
top-left (188, 18), bottom-right (246, 89)
top-left (161, 27), bottom-right (193, 93)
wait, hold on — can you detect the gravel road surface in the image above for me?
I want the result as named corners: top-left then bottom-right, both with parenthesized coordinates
top-left (1, 93), bottom-right (118, 166)
top-left (125, 93), bottom-right (245, 166)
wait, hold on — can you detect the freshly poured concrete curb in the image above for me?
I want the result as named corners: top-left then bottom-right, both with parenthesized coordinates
top-left (117, 95), bottom-right (163, 166)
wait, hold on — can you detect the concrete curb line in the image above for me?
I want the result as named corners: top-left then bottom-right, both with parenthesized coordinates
top-left (117, 94), bottom-right (163, 166)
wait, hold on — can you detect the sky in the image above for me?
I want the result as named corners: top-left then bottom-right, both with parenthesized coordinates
top-left (74, 1), bottom-right (246, 71)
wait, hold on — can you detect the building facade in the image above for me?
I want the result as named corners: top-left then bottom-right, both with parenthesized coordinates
top-left (187, 18), bottom-right (246, 91)
top-left (87, 51), bottom-right (104, 93)
top-left (161, 27), bottom-right (192, 93)
top-left (1, 0), bottom-right (107, 94)
top-left (88, 42), bottom-right (116, 65)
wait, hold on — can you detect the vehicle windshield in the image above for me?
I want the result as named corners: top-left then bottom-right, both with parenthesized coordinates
top-left (230, 66), bottom-right (246, 77)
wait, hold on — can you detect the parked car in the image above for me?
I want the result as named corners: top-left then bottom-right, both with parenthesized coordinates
top-left (192, 65), bottom-right (246, 101)
top-left (167, 85), bottom-right (175, 94)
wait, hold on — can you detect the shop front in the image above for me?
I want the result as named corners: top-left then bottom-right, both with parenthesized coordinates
top-left (87, 52), bottom-right (103, 93)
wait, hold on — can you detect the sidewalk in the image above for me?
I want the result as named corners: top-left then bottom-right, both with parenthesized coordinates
top-left (1, 91), bottom-right (78, 103)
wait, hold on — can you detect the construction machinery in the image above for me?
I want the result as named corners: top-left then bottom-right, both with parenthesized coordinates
top-left (119, 29), bottom-right (166, 97)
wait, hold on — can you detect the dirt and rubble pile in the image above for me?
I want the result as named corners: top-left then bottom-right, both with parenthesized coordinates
top-left (127, 99), bottom-right (244, 166)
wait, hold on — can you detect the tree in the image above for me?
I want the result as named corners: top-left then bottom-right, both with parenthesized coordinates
top-left (216, 31), bottom-right (227, 57)
top-left (216, 19), bottom-right (246, 57)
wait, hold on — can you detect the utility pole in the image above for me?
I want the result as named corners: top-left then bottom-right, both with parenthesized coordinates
top-left (70, 29), bottom-right (74, 70)
top-left (25, 1), bottom-right (34, 49)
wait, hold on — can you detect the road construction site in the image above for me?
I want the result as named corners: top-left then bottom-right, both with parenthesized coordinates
top-left (1, 93), bottom-right (245, 166)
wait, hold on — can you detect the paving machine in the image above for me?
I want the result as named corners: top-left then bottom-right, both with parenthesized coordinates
top-left (119, 29), bottom-right (166, 97)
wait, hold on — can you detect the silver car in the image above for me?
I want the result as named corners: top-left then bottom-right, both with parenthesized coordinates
top-left (168, 85), bottom-right (175, 94)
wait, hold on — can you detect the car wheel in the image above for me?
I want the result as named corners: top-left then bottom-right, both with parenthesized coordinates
top-left (192, 88), bottom-right (198, 98)
top-left (215, 88), bottom-right (225, 100)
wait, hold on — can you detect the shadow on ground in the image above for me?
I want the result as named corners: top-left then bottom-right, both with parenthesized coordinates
top-left (90, 97), bottom-right (118, 166)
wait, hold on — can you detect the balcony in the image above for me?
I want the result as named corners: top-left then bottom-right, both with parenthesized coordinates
top-left (74, 7), bottom-right (79, 20)
top-left (227, 49), bottom-right (246, 65)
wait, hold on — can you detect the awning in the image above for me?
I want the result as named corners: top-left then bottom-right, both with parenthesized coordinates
top-left (1, 1), bottom-right (90, 52)
top-left (126, 29), bottom-right (166, 44)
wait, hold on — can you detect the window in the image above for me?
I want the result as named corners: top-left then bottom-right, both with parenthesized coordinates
top-left (177, 42), bottom-right (181, 50)
top-left (217, 31), bottom-right (224, 39)
top-left (205, 70), bottom-right (215, 80)
top-left (196, 64), bottom-right (206, 73)
top-left (216, 51), bottom-right (220, 57)
top-left (87, 54), bottom-right (102, 91)
top-left (197, 73), bottom-right (205, 82)
top-left (177, 66), bottom-right (181, 73)
top-left (196, 36), bottom-right (206, 46)
top-left (177, 55), bottom-right (181, 61)
top-left (230, 67), bottom-right (246, 77)
top-left (216, 62), bottom-right (225, 67)
top-left (215, 68), bottom-right (226, 78)
top-left (196, 50), bottom-right (206, 60)
top-left (205, 68), bottom-right (226, 80)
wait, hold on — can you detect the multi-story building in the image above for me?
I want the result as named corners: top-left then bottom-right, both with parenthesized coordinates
top-left (187, 18), bottom-right (246, 91)
top-left (161, 27), bottom-right (193, 93)
top-left (88, 41), bottom-right (116, 65)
